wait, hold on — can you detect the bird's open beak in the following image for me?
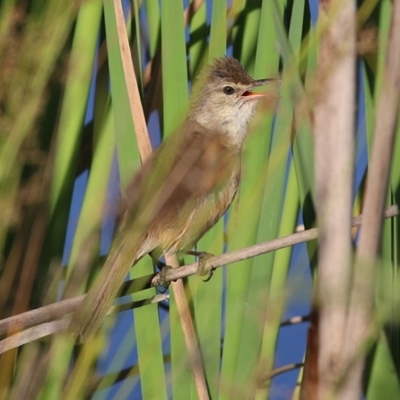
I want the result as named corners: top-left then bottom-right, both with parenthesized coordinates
top-left (241, 78), bottom-right (281, 99)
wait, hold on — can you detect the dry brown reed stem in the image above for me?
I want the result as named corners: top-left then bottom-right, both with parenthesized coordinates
top-left (166, 255), bottom-right (210, 400)
top-left (153, 204), bottom-right (398, 281)
top-left (111, 0), bottom-right (151, 161)
top-left (0, 205), bottom-right (397, 355)
top-left (340, 1), bottom-right (400, 398)
top-left (111, 1), bottom-right (209, 398)
top-left (305, 1), bottom-right (357, 399)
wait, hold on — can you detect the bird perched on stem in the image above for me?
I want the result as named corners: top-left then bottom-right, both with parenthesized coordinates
top-left (70, 56), bottom-right (278, 342)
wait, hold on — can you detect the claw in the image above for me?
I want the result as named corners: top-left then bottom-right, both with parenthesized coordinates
top-left (187, 251), bottom-right (215, 281)
top-left (149, 253), bottom-right (172, 289)
top-left (156, 265), bottom-right (173, 289)
top-left (201, 268), bottom-right (214, 282)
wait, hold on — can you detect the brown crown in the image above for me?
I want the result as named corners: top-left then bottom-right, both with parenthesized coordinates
top-left (210, 56), bottom-right (254, 86)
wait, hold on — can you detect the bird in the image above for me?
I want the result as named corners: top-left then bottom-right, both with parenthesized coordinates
top-left (70, 56), bottom-right (278, 342)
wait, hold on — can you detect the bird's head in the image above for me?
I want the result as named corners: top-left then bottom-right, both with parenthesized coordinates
top-left (189, 56), bottom-right (278, 146)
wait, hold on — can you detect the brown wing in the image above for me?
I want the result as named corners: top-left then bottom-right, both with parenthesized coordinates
top-left (70, 120), bottom-right (241, 342)
top-left (119, 119), bottom-right (241, 255)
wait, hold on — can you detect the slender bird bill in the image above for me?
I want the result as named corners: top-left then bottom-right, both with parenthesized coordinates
top-left (241, 78), bottom-right (281, 100)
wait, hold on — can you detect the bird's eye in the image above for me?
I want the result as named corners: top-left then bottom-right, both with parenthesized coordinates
top-left (223, 86), bottom-right (235, 95)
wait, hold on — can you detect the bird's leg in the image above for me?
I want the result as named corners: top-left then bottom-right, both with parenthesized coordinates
top-left (149, 252), bottom-right (172, 289)
top-left (186, 250), bottom-right (215, 282)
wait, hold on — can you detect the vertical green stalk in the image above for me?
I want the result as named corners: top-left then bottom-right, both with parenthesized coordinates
top-left (160, 2), bottom-right (191, 399)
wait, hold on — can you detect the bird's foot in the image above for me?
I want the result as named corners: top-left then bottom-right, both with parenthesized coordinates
top-left (157, 265), bottom-right (173, 289)
top-left (187, 251), bottom-right (215, 282)
top-left (149, 253), bottom-right (172, 289)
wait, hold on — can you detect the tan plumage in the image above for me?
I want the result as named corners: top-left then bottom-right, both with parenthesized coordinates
top-left (70, 57), bottom-right (276, 342)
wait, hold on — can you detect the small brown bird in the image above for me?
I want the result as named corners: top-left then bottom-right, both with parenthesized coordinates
top-left (70, 56), bottom-right (277, 342)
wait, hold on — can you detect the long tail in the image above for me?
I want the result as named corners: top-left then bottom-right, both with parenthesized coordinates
top-left (69, 235), bottom-right (141, 343)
